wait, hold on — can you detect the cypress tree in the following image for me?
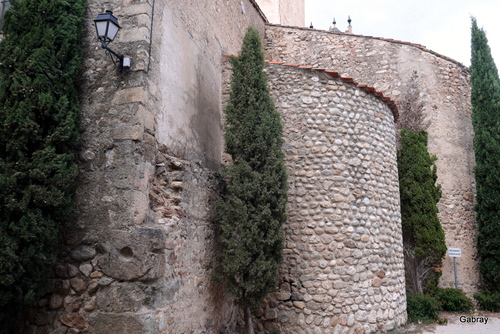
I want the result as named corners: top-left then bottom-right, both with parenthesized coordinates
top-left (0, 0), bottom-right (86, 328)
top-left (396, 71), bottom-right (446, 295)
top-left (470, 17), bottom-right (500, 291)
top-left (215, 27), bottom-right (288, 334)
top-left (398, 129), bottom-right (446, 294)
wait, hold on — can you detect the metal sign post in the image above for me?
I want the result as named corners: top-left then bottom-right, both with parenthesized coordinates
top-left (448, 248), bottom-right (461, 289)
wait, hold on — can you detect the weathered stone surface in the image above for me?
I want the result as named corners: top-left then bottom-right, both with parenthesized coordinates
top-left (141, 278), bottom-right (180, 309)
top-left (265, 308), bottom-right (278, 320)
top-left (70, 245), bottom-right (96, 262)
top-left (90, 271), bottom-right (102, 279)
top-left (51, 327), bottom-right (68, 334)
top-left (59, 313), bottom-right (86, 329)
top-left (97, 228), bottom-right (166, 281)
top-left (67, 264), bottom-right (79, 278)
top-left (84, 296), bottom-right (97, 312)
top-left (98, 277), bottom-right (113, 286)
top-left (97, 283), bottom-right (145, 312)
top-left (64, 295), bottom-right (84, 312)
top-left (49, 294), bottom-right (64, 310)
top-left (88, 280), bottom-right (99, 295)
top-left (277, 292), bottom-right (290, 301)
top-left (112, 87), bottom-right (148, 105)
top-left (79, 263), bottom-right (93, 277)
top-left (293, 301), bottom-right (305, 309)
top-left (112, 124), bottom-right (144, 141)
top-left (120, 27), bottom-right (151, 44)
top-left (70, 278), bottom-right (87, 293)
top-left (88, 314), bottom-right (159, 334)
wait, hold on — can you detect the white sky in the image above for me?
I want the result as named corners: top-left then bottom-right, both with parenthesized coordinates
top-left (305, 0), bottom-right (500, 68)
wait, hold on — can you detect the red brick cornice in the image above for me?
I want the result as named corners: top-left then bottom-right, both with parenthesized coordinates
top-left (223, 54), bottom-right (399, 122)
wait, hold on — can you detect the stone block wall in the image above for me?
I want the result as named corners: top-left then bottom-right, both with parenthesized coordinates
top-left (222, 58), bottom-right (406, 333)
top-left (150, 0), bottom-right (267, 170)
top-left (21, 0), bottom-right (267, 333)
top-left (264, 25), bottom-right (478, 295)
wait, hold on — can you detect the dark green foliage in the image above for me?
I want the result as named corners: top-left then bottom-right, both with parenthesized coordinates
top-left (435, 288), bottom-right (474, 312)
top-left (423, 270), bottom-right (442, 296)
top-left (470, 17), bottom-right (500, 292)
top-left (406, 293), bottom-right (442, 323)
top-left (398, 129), bottom-right (446, 294)
top-left (215, 27), bottom-right (288, 310)
top-left (474, 290), bottom-right (500, 312)
top-left (0, 0), bottom-right (86, 327)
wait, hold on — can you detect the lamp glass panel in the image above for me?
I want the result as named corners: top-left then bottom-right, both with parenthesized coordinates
top-left (106, 22), bottom-right (119, 41)
top-left (95, 21), bottom-right (109, 39)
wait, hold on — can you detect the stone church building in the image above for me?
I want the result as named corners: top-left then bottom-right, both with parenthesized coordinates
top-left (16, 0), bottom-right (476, 333)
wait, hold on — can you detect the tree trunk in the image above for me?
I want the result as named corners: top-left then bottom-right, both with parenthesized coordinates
top-left (244, 307), bottom-right (255, 334)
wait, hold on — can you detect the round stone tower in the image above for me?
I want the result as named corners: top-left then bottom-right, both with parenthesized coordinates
top-left (252, 63), bottom-right (406, 333)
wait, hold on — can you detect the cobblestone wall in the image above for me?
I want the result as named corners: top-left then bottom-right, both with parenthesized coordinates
top-left (264, 25), bottom-right (478, 295)
top-left (223, 58), bottom-right (406, 333)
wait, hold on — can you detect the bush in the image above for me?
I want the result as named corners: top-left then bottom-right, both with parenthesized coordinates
top-left (474, 290), bottom-right (500, 312)
top-left (435, 288), bottom-right (474, 312)
top-left (406, 293), bottom-right (441, 323)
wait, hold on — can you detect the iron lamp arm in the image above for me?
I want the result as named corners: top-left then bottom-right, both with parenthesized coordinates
top-left (101, 42), bottom-right (124, 71)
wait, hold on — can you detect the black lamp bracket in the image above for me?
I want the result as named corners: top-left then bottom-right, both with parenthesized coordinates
top-left (101, 42), bottom-right (124, 72)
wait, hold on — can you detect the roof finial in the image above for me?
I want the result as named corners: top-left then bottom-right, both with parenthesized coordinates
top-left (346, 15), bottom-right (353, 34)
top-left (309, 22), bottom-right (314, 29)
top-left (330, 17), bottom-right (341, 33)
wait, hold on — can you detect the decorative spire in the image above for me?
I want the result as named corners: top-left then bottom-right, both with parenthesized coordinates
top-left (346, 16), bottom-right (353, 34)
top-left (330, 17), bottom-right (341, 33)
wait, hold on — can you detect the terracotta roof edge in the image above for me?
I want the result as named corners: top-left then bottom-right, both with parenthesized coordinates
top-left (222, 54), bottom-right (399, 121)
top-left (264, 60), bottom-right (399, 121)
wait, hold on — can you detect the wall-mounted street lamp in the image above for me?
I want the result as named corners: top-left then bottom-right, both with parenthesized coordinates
top-left (93, 10), bottom-right (130, 72)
